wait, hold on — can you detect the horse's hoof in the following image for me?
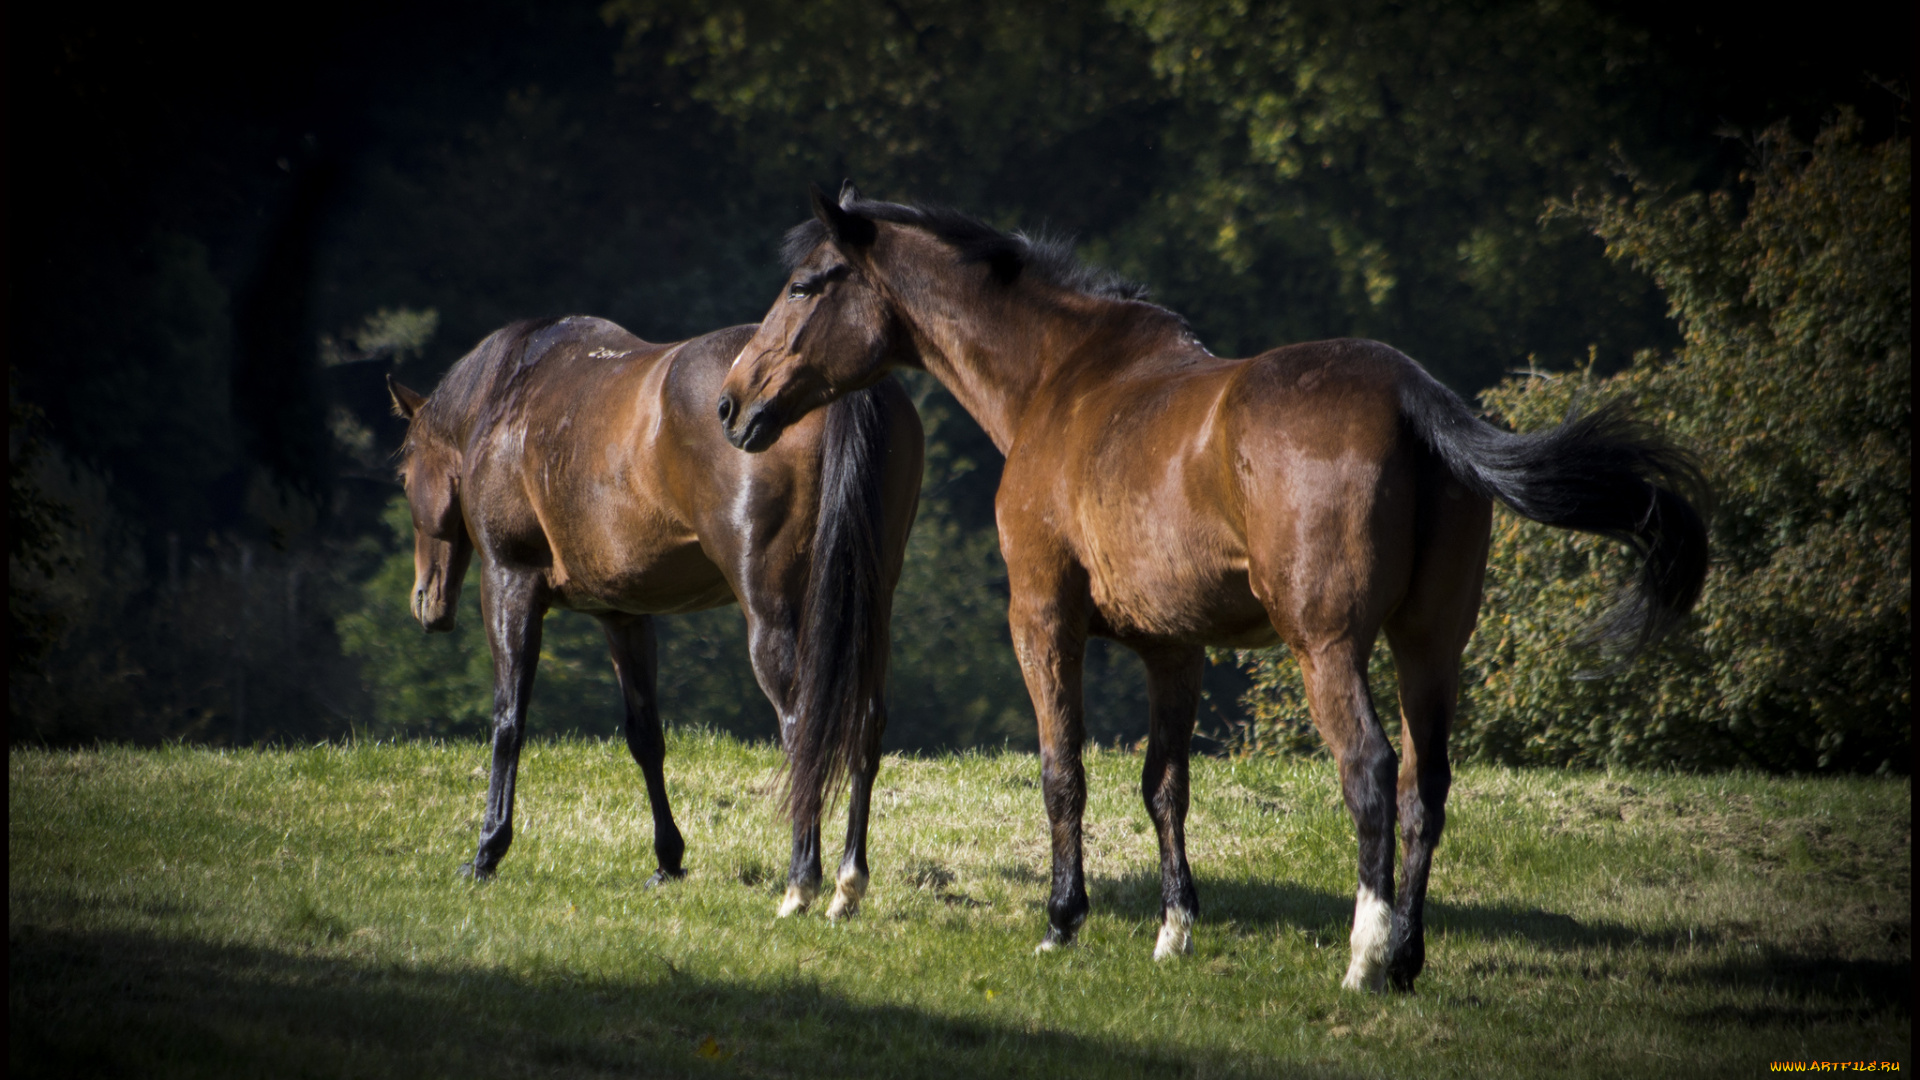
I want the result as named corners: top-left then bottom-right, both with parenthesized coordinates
top-left (1341, 967), bottom-right (1387, 993)
top-left (777, 882), bottom-right (818, 918)
top-left (1033, 927), bottom-right (1076, 955)
top-left (1153, 907), bottom-right (1194, 961)
top-left (457, 861), bottom-right (494, 883)
top-left (644, 868), bottom-right (686, 890)
top-left (826, 868), bottom-right (868, 921)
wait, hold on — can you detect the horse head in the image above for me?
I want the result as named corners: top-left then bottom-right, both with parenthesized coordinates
top-left (718, 182), bottom-right (914, 452)
top-left (389, 375), bottom-right (472, 632)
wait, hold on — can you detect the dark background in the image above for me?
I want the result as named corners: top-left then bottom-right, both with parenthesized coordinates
top-left (7, 0), bottom-right (1909, 750)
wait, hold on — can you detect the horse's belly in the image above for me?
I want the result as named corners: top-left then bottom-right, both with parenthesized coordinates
top-left (548, 528), bottom-right (732, 616)
top-left (1084, 544), bottom-right (1274, 645)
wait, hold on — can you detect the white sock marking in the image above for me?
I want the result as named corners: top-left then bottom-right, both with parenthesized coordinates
top-left (1153, 906), bottom-right (1195, 961)
top-left (1341, 885), bottom-right (1392, 992)
top-left (826, 867), bottom-right (869, 921)
top-left (777, 880), bottom-right (819, 918)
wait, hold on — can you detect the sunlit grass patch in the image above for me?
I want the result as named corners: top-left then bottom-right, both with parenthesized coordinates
top-left (10, 735), bottom-right (1910, 1078)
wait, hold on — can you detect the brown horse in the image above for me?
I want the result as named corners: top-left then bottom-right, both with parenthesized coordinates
top-left (389, 315), bottom-right (922, 919)
top-left (717, 186), bottom-right (1707, 990)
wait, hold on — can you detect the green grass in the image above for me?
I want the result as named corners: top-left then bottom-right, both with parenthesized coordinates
top-left (10, 734), bottom-right (1910, 1078)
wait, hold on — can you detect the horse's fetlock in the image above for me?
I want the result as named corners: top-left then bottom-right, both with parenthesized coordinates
top-left (777, 878), bottom-right (820, 918)
top-left (826, 864), bottom-right (869, 920)
top-left (1341, 883), bottom-right (1392, 992)
top-left (1153, 905), bottom-right (1195, 961)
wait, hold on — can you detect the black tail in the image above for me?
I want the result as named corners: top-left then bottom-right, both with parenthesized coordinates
top-left (1399, 369), bottom-right (1710, 659)
top-left (785, 385), bottom-right (897, 825)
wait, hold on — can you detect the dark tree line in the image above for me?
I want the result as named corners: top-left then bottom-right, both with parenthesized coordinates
top-left (8, 0), bottom-right (1908, 770)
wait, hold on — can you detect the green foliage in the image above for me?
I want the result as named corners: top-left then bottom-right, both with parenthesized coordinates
top-left (318, 307), bottom-right (441, 368)
top-left (1460, 115), bottom-right (1910, 774)
top-left (608, 0), bottom-right (1677, 384)
top-left (14, 1), bottom-right (1904, 767)
top-left (1240, 115), bottom-right (1910, 774)
top-left (605, 0), bottom-right (1158, 212)
top-left (886, 498), bottom-right (1033, 750)
top-left (1104, 0), bottom-right (1676, 378)
top-left (9, 371), bottom-right (79, 673)
top-left (11, 741), bottom-right (1913, 1075)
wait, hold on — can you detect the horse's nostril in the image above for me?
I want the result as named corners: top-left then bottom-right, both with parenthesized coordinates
top-left (717, 395), bottom-right (734, 424)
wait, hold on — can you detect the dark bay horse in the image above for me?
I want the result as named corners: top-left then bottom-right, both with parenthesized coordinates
top-left (717, 186), bottom-right (1707, 990)
top-left (389, 315), bottom-right (922, 919)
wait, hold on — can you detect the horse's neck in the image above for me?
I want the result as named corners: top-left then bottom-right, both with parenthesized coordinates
top-left (907, 287), bottom-right (1114, 455)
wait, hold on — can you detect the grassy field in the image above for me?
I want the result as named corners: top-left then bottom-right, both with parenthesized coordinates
top-left (10, 734), bottom-right (1910, 1078)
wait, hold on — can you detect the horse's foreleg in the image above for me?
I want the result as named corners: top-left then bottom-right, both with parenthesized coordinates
top-left (602, 613), bottom-right (685, 887)
top-left (466, 567), bottom-right (548, 880)
top-left (1299, 640), bottom-right (1398, 992)
top-left (1009, 574), bottom-right (1091, 952)
top-left (1136, 642), bottom-right (1205, 960)
top-left (827, 703), bottom-right (884, 920)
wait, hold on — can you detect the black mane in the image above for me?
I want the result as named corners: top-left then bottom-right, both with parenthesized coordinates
top-left (783, 198), bottom-right (1153, 303)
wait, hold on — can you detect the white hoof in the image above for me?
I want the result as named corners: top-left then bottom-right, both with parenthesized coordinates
top-left (1033, 937), bottom-right (1061, 956)
top-left (777, 881), bottom-right (819, 918)
top-left (826, 868), bottom-right (869, 921)
top-left (1153, 907), bottom-right (1194, 961)
top-left (1340, 884), bottom-right (1391, 992)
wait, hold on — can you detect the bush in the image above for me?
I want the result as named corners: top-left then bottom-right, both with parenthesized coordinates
top-left (1240, 114), bottom-right (1910, 774)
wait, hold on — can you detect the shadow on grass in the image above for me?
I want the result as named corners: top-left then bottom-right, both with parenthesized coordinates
top-left (1677, 953), bottom-right (1913, 1026)
top-left (1096, 875), bottom-right (1909, 990)
top-left (1091, 873), bottom-right (1657, 949)
top-left (9, 921), bottom-right (1359, 1080)
top-left (1081, 873), bottom-right (1910, 1022)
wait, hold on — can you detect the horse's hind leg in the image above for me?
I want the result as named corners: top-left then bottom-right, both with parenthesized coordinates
top-left (1296, 638), bottom-right (1399, 992)
top-left (601, 612), bottom-right (685, 887)
top-left (1380, 629), bottom-right (1458, 991)
top-left (781, 819), bottom-right (824, 917)
top-left (827, 699), bottom-right (885, 920)
top-left (1135, 641), bottom-right (1205, 959)
top-left (465, 566), bottom-right (549, 879)
top-left (1382, 511), bottom-right (1486, 990)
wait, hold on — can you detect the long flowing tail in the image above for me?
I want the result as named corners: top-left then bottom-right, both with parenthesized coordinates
top-left (785, 385), bottom-right (898, 825)
top-left (1399, 368), bottom-right (1710, 658)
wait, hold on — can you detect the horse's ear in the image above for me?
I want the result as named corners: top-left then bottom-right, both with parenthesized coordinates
top-left (811, 182), bottom-right (876, 249)
top-left (388, 375), bottom-right (427, 420)
top-left (837, 179), bottom-right (861, 208)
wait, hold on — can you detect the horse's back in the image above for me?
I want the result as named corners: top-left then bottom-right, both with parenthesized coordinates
top-left (459, 318), bottom-right (743, 614)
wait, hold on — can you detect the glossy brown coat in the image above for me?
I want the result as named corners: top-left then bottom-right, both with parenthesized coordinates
top-left (718, 189), bottom-right (1706, 990)
top-left (394, 315), bottom-right (921, 917)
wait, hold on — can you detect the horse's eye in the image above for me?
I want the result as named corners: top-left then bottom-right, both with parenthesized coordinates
top-left (788, 279), bottom-right (819, 301)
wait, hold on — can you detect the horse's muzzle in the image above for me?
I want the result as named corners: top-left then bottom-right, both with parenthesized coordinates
top-left (720, 395), bottom-right (781, 453)
top-left (414, 588), bottom-right (457, 633)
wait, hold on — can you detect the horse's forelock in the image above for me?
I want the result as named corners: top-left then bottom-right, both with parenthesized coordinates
top-left (782, 220), bottom-right (830, 269)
